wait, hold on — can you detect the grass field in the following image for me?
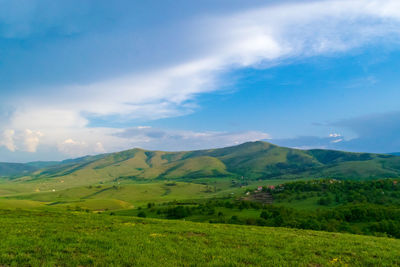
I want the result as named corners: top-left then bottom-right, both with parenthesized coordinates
top-left (1, 178), bottom-right (308, 211)
top-left (2, 173), bottom-right (400, 266)
top-left (0, 209), bottom-right (399, 266)
top-left (4, 182), bottom-right (215, 208)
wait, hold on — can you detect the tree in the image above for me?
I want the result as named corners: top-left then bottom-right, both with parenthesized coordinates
top-left (260, 211), bottom-right (272, 220)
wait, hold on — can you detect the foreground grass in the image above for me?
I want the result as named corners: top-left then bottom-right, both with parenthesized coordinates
top-left (0, 210), bottom-right (400, 266)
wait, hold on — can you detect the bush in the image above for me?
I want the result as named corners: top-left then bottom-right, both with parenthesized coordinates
top-left (167, 206), bottom-right (191, 219)
top-left (137, 211), bottom-right (146, 218)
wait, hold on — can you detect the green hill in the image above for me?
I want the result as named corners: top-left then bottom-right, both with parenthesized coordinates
top-left (0, 209), bottom-right (399, 266)
top-left (3, 141), bottom-right (400, 184)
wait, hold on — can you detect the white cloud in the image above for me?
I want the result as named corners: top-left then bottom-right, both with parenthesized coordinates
top-left (211, 0), bottom-right (400, 63)
top-left (23, 129), bottom-right (43, 152)
top-left (1, 128), bottom-right (43, 153)
top-left (1, 129), bottom-right (16, 152)
top-left (94, 142), bottom-right (105, 153)
top-left (15, 0), bottom-right (400, 122)
top-left (58, 138), bottom-right (88, 156)
top-left (58, 138), bottom-right (106, 157)
top-left (10, 108), bottom-right (87, 130)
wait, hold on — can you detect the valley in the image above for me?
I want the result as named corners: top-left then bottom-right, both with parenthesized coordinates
top-left (1, 142), bottom-right (400, 265)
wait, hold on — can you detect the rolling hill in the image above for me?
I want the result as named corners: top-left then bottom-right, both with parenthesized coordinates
top-left (3, 141), bottom-right (400, 183)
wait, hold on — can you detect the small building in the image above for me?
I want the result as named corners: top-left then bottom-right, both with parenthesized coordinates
top-left (268, 185), bottom-right (275, 190)
top-left (257, 186), bottom-right (263, 191)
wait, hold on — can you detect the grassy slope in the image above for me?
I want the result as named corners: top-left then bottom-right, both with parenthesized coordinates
top-left (0, 209), bottom-right (399, 266)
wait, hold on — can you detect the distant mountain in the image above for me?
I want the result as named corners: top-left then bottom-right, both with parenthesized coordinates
top-left (0, 161), bottom-right (62, 177)
top-left (7, 141), bottom-right (400, 182)
top-left (0, 162), bottom-right (38, 177)
top-left (25, 161), bottom-right (61, 169)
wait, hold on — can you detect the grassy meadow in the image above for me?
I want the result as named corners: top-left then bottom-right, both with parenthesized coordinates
top-left (1, 209), bottom-right (400, 266)
top-left (1, 178), bottom-right (400, 266)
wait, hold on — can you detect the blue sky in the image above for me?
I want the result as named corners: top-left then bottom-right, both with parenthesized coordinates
top-left (1, 0), bottom-right (400, 162)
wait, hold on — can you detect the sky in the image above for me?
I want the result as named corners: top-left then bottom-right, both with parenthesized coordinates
top-left (1, 0), bottom-right (400, 162)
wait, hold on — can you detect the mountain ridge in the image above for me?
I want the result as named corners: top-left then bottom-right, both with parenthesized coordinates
top-left (2, 141), bottom-right (400, 181)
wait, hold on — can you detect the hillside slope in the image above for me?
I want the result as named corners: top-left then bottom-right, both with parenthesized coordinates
top-left (4, 141), bottom-right (400, 183)
top-left (0, 209), bottom-right (399, 266)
